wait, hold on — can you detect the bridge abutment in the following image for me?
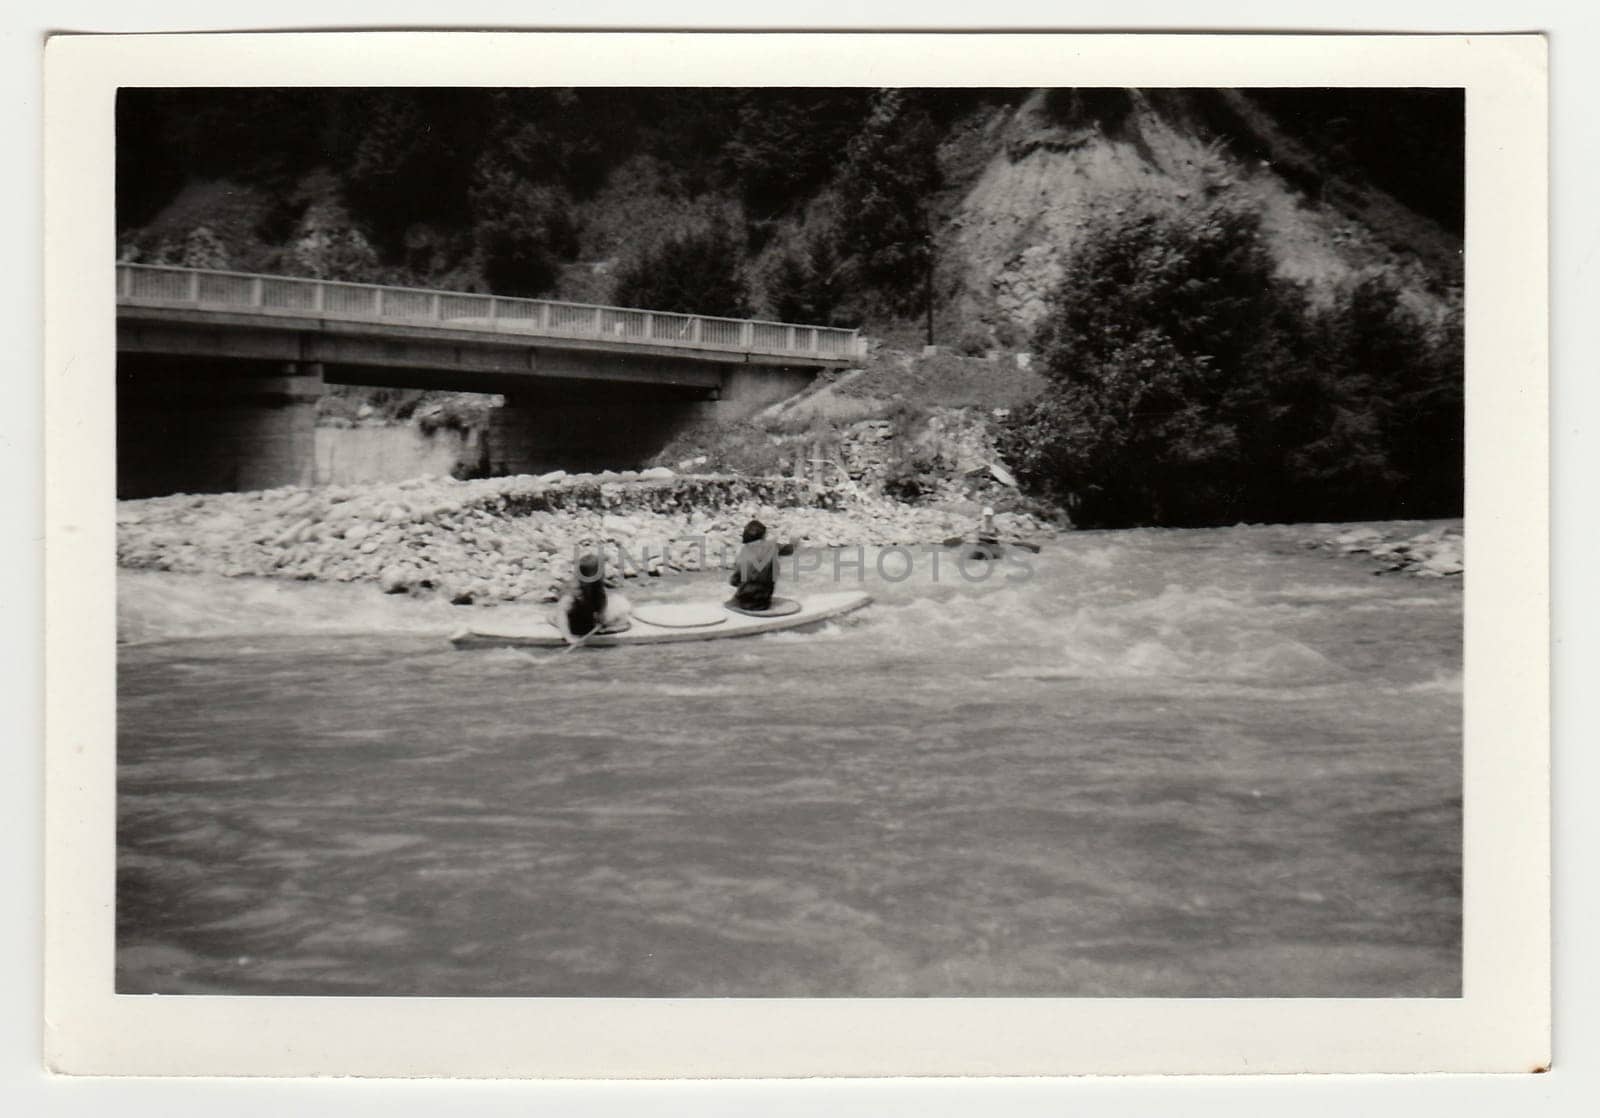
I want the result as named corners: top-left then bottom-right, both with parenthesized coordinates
top-left (117, 356), bottom-right (324, 498)
top-left (713, 364), bottom-right (815, 419)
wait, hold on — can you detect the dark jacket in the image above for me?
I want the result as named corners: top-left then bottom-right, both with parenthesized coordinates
top-left (729, 538), bottom-right (780, 609)
top-left (561, 578), bottom-right (608, 636)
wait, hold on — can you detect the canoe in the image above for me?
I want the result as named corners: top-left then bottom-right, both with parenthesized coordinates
top-left (939, 535), bottom-right (1044, 559)
top-left (449, 590), bottom-right (872, 649)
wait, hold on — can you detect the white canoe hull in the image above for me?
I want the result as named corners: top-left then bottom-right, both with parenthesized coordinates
top-left (449, 590), bottom-right (872, 649)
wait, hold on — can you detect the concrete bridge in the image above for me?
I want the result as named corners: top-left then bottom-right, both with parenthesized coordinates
top-left (116, 264), bottom-right (863, 496)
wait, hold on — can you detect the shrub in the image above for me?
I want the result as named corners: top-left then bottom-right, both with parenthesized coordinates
top-left (954, 327), bottom-right (991, 357)
top-left (992, 318), bottom-right (1026, 350)
top-left (881, 448), bottom-right (945, 503)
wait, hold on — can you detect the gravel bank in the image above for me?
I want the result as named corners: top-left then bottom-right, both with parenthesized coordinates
top-left (117, 470), bottom-right (1054, 605)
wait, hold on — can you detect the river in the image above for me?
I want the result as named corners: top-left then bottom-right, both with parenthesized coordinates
top-left (116, 521), bottom-right (1462, 997)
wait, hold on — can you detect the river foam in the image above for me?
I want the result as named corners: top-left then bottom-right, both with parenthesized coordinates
top-left (118, 569), bottom-right (468, 644)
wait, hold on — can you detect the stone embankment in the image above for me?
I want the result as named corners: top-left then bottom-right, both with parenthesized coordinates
top-left (117, 470), bottom-right (1052, 605)
top-left (1304, 523), bottom-right (1464, 577)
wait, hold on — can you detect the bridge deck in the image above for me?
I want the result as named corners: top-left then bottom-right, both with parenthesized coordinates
top-left (116, 264), bottom-right (862, 366)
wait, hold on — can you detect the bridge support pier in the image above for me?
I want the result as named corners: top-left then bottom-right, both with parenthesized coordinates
top-left (117, 356), bottom-right (325, 498)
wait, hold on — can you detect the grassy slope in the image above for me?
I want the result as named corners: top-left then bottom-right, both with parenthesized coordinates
top-left (643, 347), bottom-right (1048, 511)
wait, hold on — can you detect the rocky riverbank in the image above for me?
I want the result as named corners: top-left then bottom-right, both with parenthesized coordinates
top-left (1303, 523), bottom-right (1464, 577)
top-left (116, 471), bottom-right (1053, 605)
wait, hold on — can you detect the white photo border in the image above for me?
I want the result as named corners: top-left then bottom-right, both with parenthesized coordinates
top-left (42, 30), bottom-right (1549, 1079)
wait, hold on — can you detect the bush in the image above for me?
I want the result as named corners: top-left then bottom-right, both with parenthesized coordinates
top-left (998, 203), bottom-right (1462, 527)
top-left (881, 447), bottom-right (945, 503)
top-left (992, 318), bottom-right (1026, 350)
top-left (954, 327), bottom-right (991, 357)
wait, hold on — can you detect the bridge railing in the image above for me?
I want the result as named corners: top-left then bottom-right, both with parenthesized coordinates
top-left (117, 264), bottom-right (865, 361)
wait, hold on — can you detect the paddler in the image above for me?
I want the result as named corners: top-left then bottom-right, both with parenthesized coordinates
top-left (553, 552), bottom-right (632, 645)
top-left (729, 518), bottom-right (781, 611)
top-left (977, 506), bottom-right (1000, 545)
top-left (958, 507), bottom-right (1005, 562)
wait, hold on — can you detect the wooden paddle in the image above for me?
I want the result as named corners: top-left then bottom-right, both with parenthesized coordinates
top-left (564, 625), bottom-right (600, 653)
top-left (939, 535), bottom-right (1043, 553)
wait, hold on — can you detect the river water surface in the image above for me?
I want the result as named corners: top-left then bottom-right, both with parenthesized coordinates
top-left (117, 521), bottom-right (1461, 997)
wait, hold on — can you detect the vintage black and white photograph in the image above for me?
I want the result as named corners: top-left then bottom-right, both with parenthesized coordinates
top-left (108, 79), bottom-right (1469, 1002)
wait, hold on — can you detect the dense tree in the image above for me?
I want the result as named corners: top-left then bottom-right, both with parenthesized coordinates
top-left (610, 221), bottom-right (749, 318)
top-left (765, 228), bottom-right (857, 326)
top-left (470, 175), bottom-right (577, 296)
top-left (725, 91), bottom-right (873, 218)
top-left (833, 91), bottom-right (942, 315)
top-left (484, 90), bottom-right (619, 199)
top-left (998, 203), bottom-right (1462, 526)
top-left (1041, 88), bottom-right (1137, 133)
top-left (1246, 88), bottom-right (1465, 235)
top-left (339, 90), bottom-right (493, 247)
top-left (1317, 277), bottom-right (1463, 517)
top-left (467, 105), bottom-right (582, 296)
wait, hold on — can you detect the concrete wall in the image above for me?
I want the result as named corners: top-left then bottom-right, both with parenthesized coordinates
top-left (117, 356), bottom-right (324, 498)
top-left (314, 425), bottom-right (484, 486)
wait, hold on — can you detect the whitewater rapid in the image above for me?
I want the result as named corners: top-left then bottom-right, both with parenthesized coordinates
top-left (117, 521), bottom-right (1462, 997)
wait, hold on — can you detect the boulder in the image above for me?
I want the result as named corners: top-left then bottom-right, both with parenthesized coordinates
top-left (273, 517), bottom-right (313, 547)
top-left (601, 514), bottom-right (639, 539)
top-left (378, 565), bottom-right (412, 594)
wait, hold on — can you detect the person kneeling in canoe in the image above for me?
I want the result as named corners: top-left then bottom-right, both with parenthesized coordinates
top-left (554, 553), bottom-right (632, 645)
top-left (729, 518), bottom-right (782, 612)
